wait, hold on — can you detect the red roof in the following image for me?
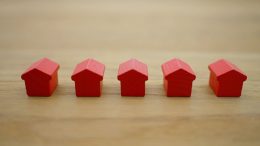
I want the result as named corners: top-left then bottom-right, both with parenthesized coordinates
top-left (161, 58), bottom-right (196, 80)
top-left (118, 59), bottom-right (148, 81)
top-left (71, 59), bottom-right (105, 81)
top-left (21, 58), bottom-right (59, 80)
top-left (208, 59), bottom-right (247, 81)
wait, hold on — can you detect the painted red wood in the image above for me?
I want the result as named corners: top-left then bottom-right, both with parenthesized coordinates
top-left (117, 59), bottom-right (148, 96)
top-left (161, 58), bottom-right (196, 97)
top-left (21, 58), bottom-right (60, 96)
top-left (208, 59), bottom-right (247, 97)
top-left (71, 59), bottom-right (105, 97)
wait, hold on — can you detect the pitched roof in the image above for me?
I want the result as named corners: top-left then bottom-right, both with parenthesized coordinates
top-left (71, 59), bottom-right (105, 81)
top-left (117, 59), bottom-right (148, 81)
top-left (208, 59), bottom-right (247, 81)
top-left (21, 58), bottom-right (59, 80)
top-left (161, 58), bottom-right (196, 80)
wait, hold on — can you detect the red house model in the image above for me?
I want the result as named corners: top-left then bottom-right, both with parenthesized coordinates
top-left (208, 59), bottom-right (247, 97)
top-left (71, 59), bottom-right (105, 97)
top-left (161, 58), bottom-right (196, 97)
top-left (117, 59), bottom-right (148, 96)
top-left (21, 58), bottom-right (60, 96)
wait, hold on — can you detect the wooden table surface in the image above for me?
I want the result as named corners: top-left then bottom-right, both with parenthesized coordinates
top-left (1, 0), bottom-right (260, 145)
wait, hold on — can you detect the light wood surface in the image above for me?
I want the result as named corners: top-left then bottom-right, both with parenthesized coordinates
top-left (1, 0), bottom-right (260, 146)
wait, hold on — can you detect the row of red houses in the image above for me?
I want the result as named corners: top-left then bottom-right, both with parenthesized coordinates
top-left (21, 58), bottom-right (247, 97)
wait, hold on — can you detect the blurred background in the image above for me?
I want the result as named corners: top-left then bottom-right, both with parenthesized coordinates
top-left (1, 0), bottom-right (260, 91)
top-left (1, 0), bottom-right (260, 52)
top-left (1, 0), bottom-right (260, 146)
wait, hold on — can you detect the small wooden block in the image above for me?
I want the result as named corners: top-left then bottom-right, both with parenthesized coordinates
top-left (161, 58), bottom-right (196, 97)
top-left (117, 59), bottom-right (148, 96)
top-left (71, 59), bottom-right (105, 97)
top-left (21, 58), bottom-right (60, 96)
top-left (208, 59), bottom-right (247, 97)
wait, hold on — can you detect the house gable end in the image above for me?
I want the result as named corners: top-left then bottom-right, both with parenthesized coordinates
top-left (118, 69), bottom-right (148, 81)
top-left (21, 68), bottom-right (51, 81)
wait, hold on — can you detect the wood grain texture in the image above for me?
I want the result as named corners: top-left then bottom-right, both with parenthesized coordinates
top-left (0, 0), bottom-right (260, 146)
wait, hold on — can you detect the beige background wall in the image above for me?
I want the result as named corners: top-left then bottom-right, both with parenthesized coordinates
top-left (0, 0), bottom-right (260, 146)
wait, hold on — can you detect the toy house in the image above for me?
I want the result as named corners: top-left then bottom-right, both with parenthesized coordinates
top-left (208, 59), bottom-right (247, 97)
top-left (117, 59), bottom-right (148, 96)
top-left (71, 59), bottom-right (105, 97)
top-left (161, 58), bottom-right (196, 97)
top-left (21, 58), bottom-right (60, 96)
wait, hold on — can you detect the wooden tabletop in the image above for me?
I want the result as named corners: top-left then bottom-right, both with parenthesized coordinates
top-left (1, 0), bottom-right (260, 145)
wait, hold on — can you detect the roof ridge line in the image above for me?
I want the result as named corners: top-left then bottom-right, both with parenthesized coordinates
top-left (176, 59), bottom-right (182, 69)
top-left (85, 58), bottom-right (93, 69)
top-left (35, 58), bottom-right (45, 68)
top-left (225, 60), bottom-right (235, 71)
top-left (131, 58), bottom-right (137, 70)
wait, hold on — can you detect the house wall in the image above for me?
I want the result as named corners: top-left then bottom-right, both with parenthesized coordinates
top-left (49, 70), bottom-right (58, 95)
top-left (163, 78), bottom-right (168, 96)
top-left (75, 80), bottom-right (101, 97)
top-left (218, 81), bottom-right (243, 97)
top-left (167, 80), bottom-right (193, 97)
top-left (209, 72), bottom-right (220, 95)
top-left (210, 71), bottom-right (244, 97)
top-left (121, 80), bottom-right (145, 96)
top-left (25, 79), bottom-right (50, 96)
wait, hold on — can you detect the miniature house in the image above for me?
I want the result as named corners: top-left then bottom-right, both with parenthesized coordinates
top-left (71, 59), bottom-right (105, 97)
top-left (208, 59), bottom-right (247, 97)
top-left (161, 58), bottom-right (196, 97)
top-left (21, 58), bottom-right (60, 96)
top-left (117, 59), bottom-right (148, 96)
